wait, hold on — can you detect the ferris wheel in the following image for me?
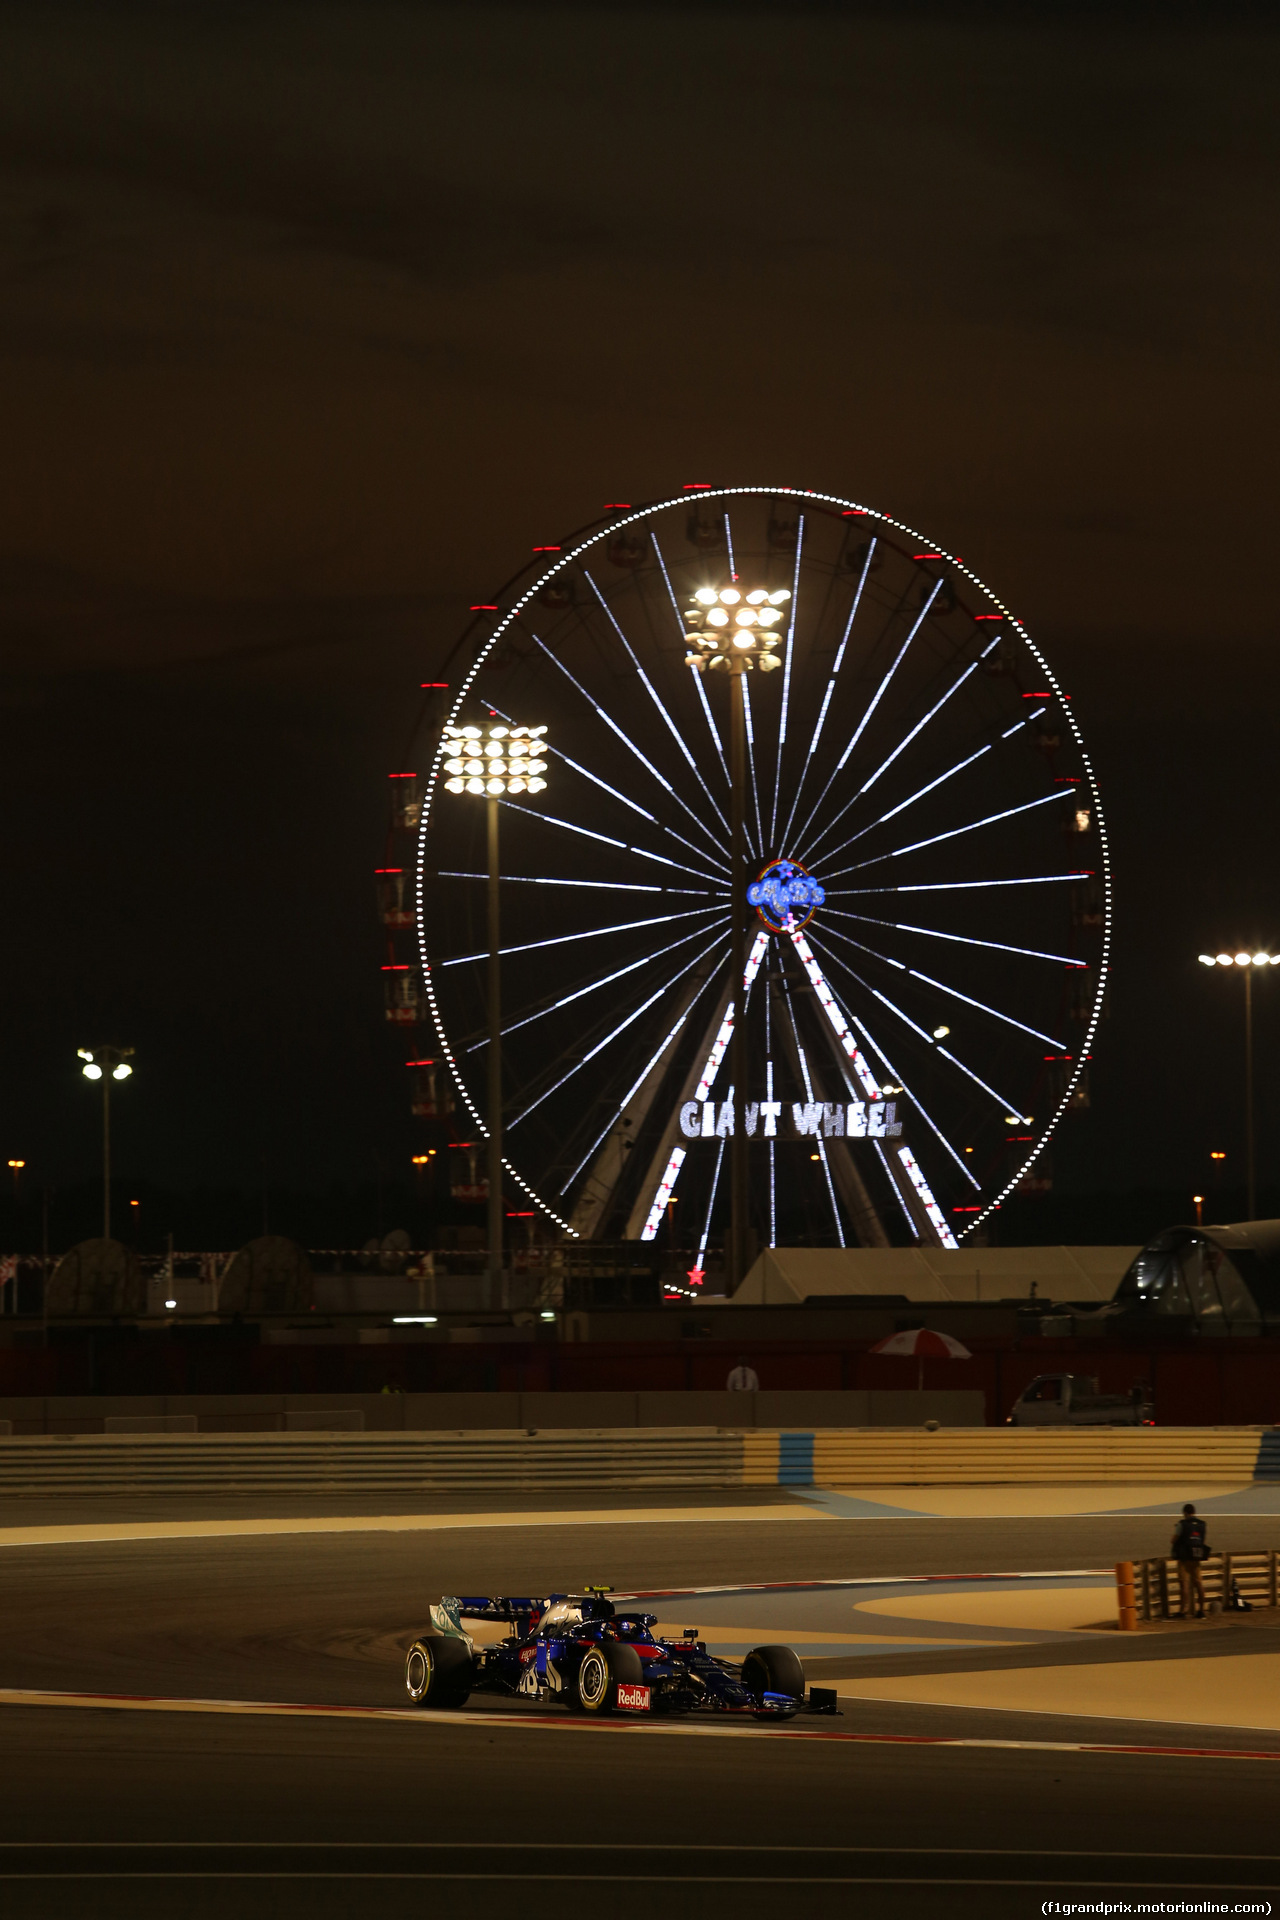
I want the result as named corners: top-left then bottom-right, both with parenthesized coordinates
top-left (407, 486), bottom-right (1110, 1262)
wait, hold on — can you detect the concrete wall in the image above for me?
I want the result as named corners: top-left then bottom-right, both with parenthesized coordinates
top-left (0, 1389), bottom-right (985, 1434)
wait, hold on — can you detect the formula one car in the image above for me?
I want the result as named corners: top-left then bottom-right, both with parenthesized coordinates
top-left (404, 1587), bottom-right (839, 1721)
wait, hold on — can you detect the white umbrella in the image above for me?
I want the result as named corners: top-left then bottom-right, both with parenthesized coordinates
top-left (868, 1326), bottom-right (972, 1391)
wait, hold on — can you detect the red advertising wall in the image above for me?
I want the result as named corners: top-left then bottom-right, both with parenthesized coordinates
top-left (0, 1334), bottom-right (1277, 1424)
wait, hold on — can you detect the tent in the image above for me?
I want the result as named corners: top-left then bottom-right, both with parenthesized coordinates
top-left (732, 1244), bottom-right (1139, 1306)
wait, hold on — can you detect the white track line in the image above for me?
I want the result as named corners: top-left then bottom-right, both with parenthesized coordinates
top-left (3, 1686), bottom-right (1280, 1764)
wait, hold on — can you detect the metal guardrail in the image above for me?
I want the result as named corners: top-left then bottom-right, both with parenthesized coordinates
top-left (1116, 1550), bottom-right (1280, 1627)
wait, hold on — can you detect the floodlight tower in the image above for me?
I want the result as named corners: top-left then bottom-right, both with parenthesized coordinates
top-left (1198, 948), bottom-right (1280, 1220)
top-left (442, 722), bottom-right (549, 1304)
top-left (77, 1046), bottom-right (135, 1242)
top-left (682, 582), bottom-right (789, 1287)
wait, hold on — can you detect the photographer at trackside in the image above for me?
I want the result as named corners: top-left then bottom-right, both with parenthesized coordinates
top-left (1171, 1502), bottom-right (1209, 1619)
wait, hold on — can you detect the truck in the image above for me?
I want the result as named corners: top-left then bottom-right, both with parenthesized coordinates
top-left (1007, 1373), bottom-right (1154, 1427)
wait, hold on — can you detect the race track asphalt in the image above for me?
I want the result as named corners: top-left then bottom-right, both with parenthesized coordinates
top-left (4, 1490), bottom-right (1279, 1918)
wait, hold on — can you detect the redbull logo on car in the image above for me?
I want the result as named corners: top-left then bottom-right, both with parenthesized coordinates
top-left (615, 1683), bottom-right (651, 1712)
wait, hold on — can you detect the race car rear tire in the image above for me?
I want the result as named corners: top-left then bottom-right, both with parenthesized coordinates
top-left (405, 1635), bottom-right (473, 1709)
top-left (741, 1643), bottom-right (804, 1718)
top-left (574, 1640), bottom-right (644, 1715)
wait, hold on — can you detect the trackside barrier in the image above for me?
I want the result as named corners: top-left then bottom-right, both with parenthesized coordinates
top-left (745, 1427), bottom-right (1263, 1487)
top-left (0, 1426), bottom-right (1270, 1499)
top-left (1119, 1550), bottom-right (1280, 1623)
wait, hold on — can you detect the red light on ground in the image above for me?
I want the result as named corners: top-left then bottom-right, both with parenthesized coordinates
top-left (532, 546), bottom-right (561, 553)
top-left (469, 605), bottom-right (499, 612)
top-left (913, 553), bottom-right (942, 561)
top-left (505, 1211), bottom-right (536, 1217)
top-left (604, 502), bottom-right (632, 509)
top-left (841, 509), bottom-right (868, 516)
top-left (973, 614), bottom-right (1003, 621)
top-left (388, 773), bottom-right (417, 779)
top-left (420, 681), bottom-right (449, 688)
top-left (405, 1059), bottom-right (435, 1067)
top-left (682, 483), bottom-right (711, 491)
top-left (952, 1206), bottom-right (982, 1213)
top-left (374, 868), bottom-right (402, 875)
top-left (381, 964), bottom-right (410, 972)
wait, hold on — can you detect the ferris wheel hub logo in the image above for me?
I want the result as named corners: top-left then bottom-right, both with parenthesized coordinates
top-left (747, 859), bottom-right (825, 933)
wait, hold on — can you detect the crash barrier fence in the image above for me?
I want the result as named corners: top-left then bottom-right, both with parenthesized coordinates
top-left (0, 1389), bottom-right (985, 1436)
top-left (1115, 1551), bottom-right (1280, 1629)
top-left (0, 1424), bottom-right (1271, 1497)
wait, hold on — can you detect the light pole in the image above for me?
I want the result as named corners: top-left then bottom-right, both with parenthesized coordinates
top-left (77, 1047), bottom-right (134, 1242)
top-left (683, 582), bottom-right (790, 1287)
top-left (443, 721), bottom-right (548, 1307)
top-left (1198, 950), bottom-right (1280, 1220)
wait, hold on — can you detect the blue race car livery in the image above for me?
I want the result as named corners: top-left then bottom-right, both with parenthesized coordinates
top-left (404, 1587), bottom-right (839, 1721)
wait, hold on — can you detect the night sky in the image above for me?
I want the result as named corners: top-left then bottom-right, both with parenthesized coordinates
top-left (3, 3), bottom-right (1279, 1244)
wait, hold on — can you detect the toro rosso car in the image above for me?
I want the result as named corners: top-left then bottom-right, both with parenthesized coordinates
top-left (405, 1587), bottom-right (839, 1721)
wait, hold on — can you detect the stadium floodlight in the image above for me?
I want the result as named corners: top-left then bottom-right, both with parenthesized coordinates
top-left (1197, 946), bottom-right (1277, 1218)
top-left (76, 1047), bottom-right (134, 1241)
top-left (442, 726), bottom-right (549, 1305)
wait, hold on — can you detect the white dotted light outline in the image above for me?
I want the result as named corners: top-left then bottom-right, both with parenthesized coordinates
top-left (414, 485), bottom-right (1111, 1245)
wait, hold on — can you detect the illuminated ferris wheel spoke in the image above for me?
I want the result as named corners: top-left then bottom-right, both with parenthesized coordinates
top-left (438, 903), bottom-right (724, 969)
top-left (806, 695), bottom-right (1044, 872)
top-left (467, 917), bottom-right (731, 1052)
top-left (507, 927), bottom-right (732, 1130)
top-left (485, 701), bottom-right (659, 827)
top-left (811, 919), bottom-right (1068, 1051)
top-left (841, 1002), bottom-right (981, 1191)
top-left (724, 512), bottom-right (736, 580)
top-left (932, 1041), bottom-right (1031, 1122)
top-left (441, 870), bottom-right (668, 893)
top-left (854, 636), bottom-right (1002, 800)
top-left (531, 635), bottom-right (726, 864)
top-left (740, 676), bottom-right (764, 858)
top-left (823, 786), bottom-right (1076, 881)
top-left (789, 578), bottom-right (941, 858)
top-left (827, 907), bottom-right (1087, 970)
top-left (768, 516), bottom-right (806, 847)
top-left (779, 987), bottom-right (845, 1248)
top-left (855, 968), bottom-right (1038, 1119)
top-left (809, 744), bottom-right (991, 869)
top-left (583, 572), bottom-right (732, 841)
top-left (697, 1128), bottom-right (728, 1268)
top-left (558, 954), bottom-right (729, 1196)
top-left (497, 797), bottom-right (726, 883)
top-left (652, 530), bottom-right (732, 788)
top-left (689, 665), bottom-right (731, 788)
top-left (907, 966), bottom-right (1067, 1049)
top-left (777, 534), bottom-right (878, 855)
top-left (833, 871), bottom-right (1091, 896)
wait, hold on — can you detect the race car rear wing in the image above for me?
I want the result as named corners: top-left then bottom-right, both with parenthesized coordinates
top-left (450, 1595), bottom-right (541, 1624)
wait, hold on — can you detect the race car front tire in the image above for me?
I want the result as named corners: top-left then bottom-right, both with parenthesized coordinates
top-left (405, 1635), bottom-right (473, 1709)
top-left (574, 1640), bottom-right (645, 1715)
top-left (741, 1643), bottom-right (805, 1718)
